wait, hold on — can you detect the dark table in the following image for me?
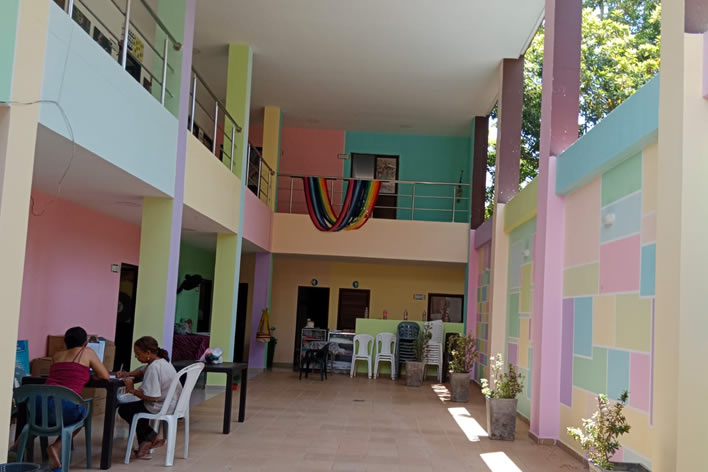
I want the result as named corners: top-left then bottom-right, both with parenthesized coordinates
top-left (173, 361), bottom-right (247, 434)
top-left (19, 376), bottom-right (125, 470)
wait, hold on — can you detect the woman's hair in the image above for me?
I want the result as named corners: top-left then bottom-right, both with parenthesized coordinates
top-left (64, 327), bottom-right (88, 349)
top-left (134, 336), bottom-right (169, 362)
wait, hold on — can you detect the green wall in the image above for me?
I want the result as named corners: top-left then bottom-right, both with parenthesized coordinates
top-left (0, 0), bottom-right (20, 102)
top-left (344, 131), bottom-right (472, 222)
top-left (175, 242), bottom-right (216, 327)
top-left (153, 0), bottom-right (186, 118)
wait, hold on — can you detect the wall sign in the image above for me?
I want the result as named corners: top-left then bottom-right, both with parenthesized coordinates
top-left (353, 281), bottom-right (359, 288)
top-left (414, 294), bottom-right (425, 300)
top-left (311, 279), bottom-right (318, 286)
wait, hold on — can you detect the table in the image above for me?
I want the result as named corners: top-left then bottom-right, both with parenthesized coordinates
top-left (19, 376), bottom-right (125, 470)
top-left (172, 361), bottom-right (247, 434)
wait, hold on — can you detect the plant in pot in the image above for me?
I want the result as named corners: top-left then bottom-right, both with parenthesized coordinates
top-left (481, 353), bottom-right (524, 440)
top-left (567, 391), bottom-right (648, 471)
top-left (406, 323), bottom-right (431, 387)
top-left (447, 333), bottom-right (478, 402)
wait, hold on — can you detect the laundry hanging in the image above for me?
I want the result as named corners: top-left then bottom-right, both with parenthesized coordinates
top-left (303, 177), bottom-right (381, 231)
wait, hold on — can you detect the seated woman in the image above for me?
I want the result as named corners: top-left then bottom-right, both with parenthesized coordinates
top-left (44, 327), bottom-right (110, 470)
top-left (117, 336), bottom-right (181, 459)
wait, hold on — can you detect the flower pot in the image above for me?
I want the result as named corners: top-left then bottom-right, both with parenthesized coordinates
top-left (485, 397), bottom-right (518, 440)
top-left (406, 361), bottom-right (424, 386)
top-left (588, 461), bottom-right (650, 472)
top-left (449, 372), bottom-right (470, 402)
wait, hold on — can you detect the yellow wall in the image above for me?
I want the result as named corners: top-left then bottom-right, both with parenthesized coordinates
top-left (184, 134), bottom-right (241, 233)
top-left (269, 255), bottom-right (466, 364)
top-left (272, 213), bottom-right (470, 263)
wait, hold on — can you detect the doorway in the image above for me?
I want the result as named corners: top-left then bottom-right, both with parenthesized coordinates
top-left (292, 287), bottom-right (330, 368)
top-left (337, 289), bottom-right (371, 331)
top-left (351, 153), bottom-right (399, 219)
top-left (196, 279), bottom-right (214, 333)
top-left (114, 264), bottom-right (138, 371)
top-left (233, 283), bottom-right (249, 363)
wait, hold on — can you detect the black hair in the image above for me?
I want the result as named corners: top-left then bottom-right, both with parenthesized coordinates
top-left (64, 326), bottom-right (88, 349)
top-left (134, 336), bottom-right (170, 362)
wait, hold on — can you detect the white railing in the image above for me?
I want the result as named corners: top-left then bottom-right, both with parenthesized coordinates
top-left (61, 0), bottom-right (180, 108)
top-left (188, 68), bottom-right (242, 170)
top-left (247, 144), bottom-right (275, 205)
top-left (277, 174), bottom-right (471, 223)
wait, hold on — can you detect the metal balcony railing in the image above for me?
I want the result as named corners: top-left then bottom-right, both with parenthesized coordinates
top-left (60, 0), bottom-right (180, 107)
top-left (277, 174), bottom-right (471, 223)
top-left (188, 68), bottom-right (242, 170)
top-left (247, 144), bottom-right (275, 205)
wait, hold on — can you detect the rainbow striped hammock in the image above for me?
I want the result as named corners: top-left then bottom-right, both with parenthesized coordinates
top-left (303, 177), bottom-right (381, 232)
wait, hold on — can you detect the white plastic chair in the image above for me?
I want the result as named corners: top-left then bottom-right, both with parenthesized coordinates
top-left (374, 333), bottom-right (397, 379)
top-left (124, 362), bottom-right (205, 467)
top-left (424, 321), bottom-right (444, 382)
top-left (350, 334), bottom-right (374, 378)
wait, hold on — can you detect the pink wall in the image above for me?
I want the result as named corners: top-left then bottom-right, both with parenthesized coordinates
top-left (19, 193), bottom-right (140, 359)
top-left (249, 125), bottom-right (346, 213)
top-left (243, 190), bottom-right (273, 251)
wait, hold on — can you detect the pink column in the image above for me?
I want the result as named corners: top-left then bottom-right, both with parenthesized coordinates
top-left (495, 57), bottom-right (524, 204)
top-left (248, 252), bottom-right (272, 369)
top-left (530, 0), bottom-right (582, 440)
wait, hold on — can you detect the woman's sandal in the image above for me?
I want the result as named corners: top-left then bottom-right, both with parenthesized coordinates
top-left (135, 441), bottom-right (154, 460)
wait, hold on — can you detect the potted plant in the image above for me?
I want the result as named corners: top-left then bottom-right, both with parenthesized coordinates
top-left (406, 323), bottom-right (431, 387)
top-left (567, 391), bottom-right (648, 471)
top-left (447, 333), bottom-right (478, 402)
top-left (481, 353), bottom-right (524, 440)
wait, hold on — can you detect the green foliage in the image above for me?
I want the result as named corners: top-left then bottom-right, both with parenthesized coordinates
top-left (567, 391), bottom-right (631, 470)
top-left (447, 333), bottom-right (479, 374)
top-left (480, 353), bottom-right (524, 399)
top-left (484, 0), bottom-right (660, 212)
top-left (413, 323), bottom-right (432, 362)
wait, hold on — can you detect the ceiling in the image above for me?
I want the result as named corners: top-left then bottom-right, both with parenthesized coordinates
top-left (193, 0), bottom-right (544, 136)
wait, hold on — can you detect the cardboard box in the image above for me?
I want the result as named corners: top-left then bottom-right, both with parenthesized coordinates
top-left (46, 335), bottom-right (116, 371)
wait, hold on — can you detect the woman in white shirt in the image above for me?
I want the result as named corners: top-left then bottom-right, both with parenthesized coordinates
top-left (117, 336), bottom-right (182, 459)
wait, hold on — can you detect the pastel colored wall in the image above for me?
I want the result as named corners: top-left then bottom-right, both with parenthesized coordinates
top-left (174, 242), bottom-right (215, 328)
top-left (0, 0), bottom-right (20, 102)
top-left (184, 134), bottom-right (241, 233)
top-left (272, 214), bottom-right (470, 264)
top-left (558, 141), bottom-right (657, 469)
top-left (238, 254), bottom-right (255, 363)
top-left (269, 256), bottom-right (466, 364)
top-left (242, 190), bottom-right (273, 251)
top-left (18, 193), bottom-right (140, 360)
top-left (344, 131), bottom-right (472, 222)
top-left (39, 2), bottom-right (178, 196)
top-left (505, 217), bottom-right (536, 419)
top-left (472, 241), bottom-right (491, 382)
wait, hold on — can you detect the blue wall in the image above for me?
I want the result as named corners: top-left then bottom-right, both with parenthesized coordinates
top-left (39, 2), bottom-right (178, 197)
top-left (344, 131), bottom-right (472, 222)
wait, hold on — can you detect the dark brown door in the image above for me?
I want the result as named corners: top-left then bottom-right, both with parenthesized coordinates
top-left (337, 289), bottom-right (371, 331)
top-left (351, 153), bottom-right (399, 219)
top-left (292, 287), bottom-right (330, 368)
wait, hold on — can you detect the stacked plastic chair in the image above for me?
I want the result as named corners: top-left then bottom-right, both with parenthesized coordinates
top-left (350, 335), bottom-right (374, 378)
top-left (424, 321), bottom-right (444, 382)
top-left (396, 322), bottom-right (420, 380)
top-left (373, 333), bottom-right (397, 379)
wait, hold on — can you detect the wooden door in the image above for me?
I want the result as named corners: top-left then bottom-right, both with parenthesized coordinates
top-left (337, 289), bottom-right (371, 331)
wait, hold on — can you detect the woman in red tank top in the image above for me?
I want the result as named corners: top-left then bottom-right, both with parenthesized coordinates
top-left (43, 327), bottom-right (109, 470)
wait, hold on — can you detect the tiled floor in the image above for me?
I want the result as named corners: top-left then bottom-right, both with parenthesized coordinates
top-left (43, 369), bottom-right (584, 471)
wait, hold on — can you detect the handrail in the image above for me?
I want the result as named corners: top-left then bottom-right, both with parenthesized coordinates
top-left (278, 173), bottom-right (472, 187)
top-left (191, 68), bottom-right (242, 133)
top-left (249, 144), bottom-right (275, 175)
top-left (138, 0), bottom-right (182, 50)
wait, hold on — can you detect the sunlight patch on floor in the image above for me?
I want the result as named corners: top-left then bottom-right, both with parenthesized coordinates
top-left (480, 451), bottom-right (524, 472)
top-left (432, 383), bottom-right (451, 402)
top-left (447, 406), bottom-right (488, 441)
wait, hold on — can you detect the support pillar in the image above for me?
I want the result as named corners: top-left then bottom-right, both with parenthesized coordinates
top-left (209, 44), bottom-right (252, 384)
top-left (495, 57), bottom-right (524, 204)
top-left (247, 253), bottom-right (272, 370)
top-left (530, 0), bottom-right (582, 440)
top-left (652, 3), bottom-right (708, 470)
top-left (262, 106), bottom-right (281, 209)
top-left (132, 0), bottom-right (195, 358)
top-left (0, 0), bottom-right (49, 459)
top-left (470, 116), bottom-right (488, 229)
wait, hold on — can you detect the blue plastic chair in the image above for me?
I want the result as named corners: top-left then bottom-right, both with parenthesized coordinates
top-left (14, 385), bottom-right (92, 472)
top-left (396, 322), bottom-right (420, 379)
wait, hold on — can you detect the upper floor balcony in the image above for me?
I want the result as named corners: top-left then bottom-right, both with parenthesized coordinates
top-left (270, 174), bottom-right (472, 263)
